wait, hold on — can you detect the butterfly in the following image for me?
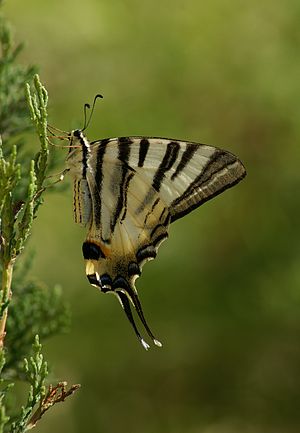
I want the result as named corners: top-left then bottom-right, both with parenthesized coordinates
top-left (60, 120), bottom-right (246, 350)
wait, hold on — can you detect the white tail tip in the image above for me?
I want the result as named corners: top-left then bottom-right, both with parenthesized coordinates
top-left (141, 339), bottom-right (150, 350)
top-left (154, 339), bottom-right (163, 347)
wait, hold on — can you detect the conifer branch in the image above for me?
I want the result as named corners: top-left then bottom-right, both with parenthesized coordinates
top-left (0, 260), bottom-right (13, 350)
top-left (0, 349), bottom-right (12, 432)
top-left (11, 336), bottom-right (48, 433)
top-left (26, 382), bottom-right (81, 430)
top-left (0, 6), bottom-right (80, 432)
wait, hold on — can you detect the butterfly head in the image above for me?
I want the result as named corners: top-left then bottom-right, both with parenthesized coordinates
top-left (67, 129), bottom-right (89, 151)
top-left (48, 93), bottom-right (103, 159)
top-left (64, 129), bottom-right (91, 177)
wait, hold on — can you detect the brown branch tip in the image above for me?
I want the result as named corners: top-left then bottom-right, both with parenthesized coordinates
top-left (26, 381), bottom-right (81, 430)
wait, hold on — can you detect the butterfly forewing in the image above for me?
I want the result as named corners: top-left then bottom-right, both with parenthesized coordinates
top-left (66, 132), bottom-right (246, 349)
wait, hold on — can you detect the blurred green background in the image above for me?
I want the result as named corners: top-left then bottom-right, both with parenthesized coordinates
top-left (4, 0), bottom-right (300, 432)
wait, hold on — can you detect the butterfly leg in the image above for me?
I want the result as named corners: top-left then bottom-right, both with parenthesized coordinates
top-left (45, 168), bottom-right (69, 185)
top-left (32, 168), bottom-right (69, 202)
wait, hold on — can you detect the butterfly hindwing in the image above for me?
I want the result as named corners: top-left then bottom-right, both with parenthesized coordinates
top-left (67, 133), bottom-right (246, 348)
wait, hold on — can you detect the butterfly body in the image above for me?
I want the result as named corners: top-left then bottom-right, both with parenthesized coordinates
top-left (65, 129), bottom-right (246, 349)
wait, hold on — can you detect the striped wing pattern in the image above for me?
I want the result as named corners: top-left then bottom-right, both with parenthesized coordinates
top-left (66, 132), bottom-right (246, 349)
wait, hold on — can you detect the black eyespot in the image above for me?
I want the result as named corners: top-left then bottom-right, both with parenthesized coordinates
top-left (82, 241), bottom-right (105, 260)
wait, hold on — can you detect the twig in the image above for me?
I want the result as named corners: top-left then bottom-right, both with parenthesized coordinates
top-left (26, 382), bottom-right (81, 430)
top-left (0, 259), bottom-right (14, 349)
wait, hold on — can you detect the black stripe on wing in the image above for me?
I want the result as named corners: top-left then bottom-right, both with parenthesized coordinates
top-left (136, 245), bottom-right (157, 263)
top-left (94, 139), bottom-right (109, 228)
top-left (138, 138), bottom-right (150, 167)
top-left (136, 221), bottom-right (169, 266)
top-left (136, 141), bottom-right (181, 215)
top-left (143, 197), bottom-right (160, 226)
top-left (171, 142), bottom-right (198, 181)
top-left (152, 141), bottom-right (180, 191)
top-left (120, 171), bottom-right (135, 222)
top-left (110, 138), bottom-right (133, 232)
top-left (73, 180), bottom-right (81, 223)
top-left (170, 150), bottom-right (246, 222)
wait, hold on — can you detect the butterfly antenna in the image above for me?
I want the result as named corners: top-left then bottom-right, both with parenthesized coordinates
top-left (116, 291), bottom-right (150, 350)
top-left (82, 94), bottom-right (103, 132)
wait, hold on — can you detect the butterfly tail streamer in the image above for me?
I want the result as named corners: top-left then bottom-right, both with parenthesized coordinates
top-left (116, 290), bottom-right (150, 350)
top-left (125, 283), bottom-right (162, 347)
top-left (116, 280), bottom-right (162, 349)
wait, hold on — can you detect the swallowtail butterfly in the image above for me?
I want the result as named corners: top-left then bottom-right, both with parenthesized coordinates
top-left (60, 107), bottom-right (246, 350)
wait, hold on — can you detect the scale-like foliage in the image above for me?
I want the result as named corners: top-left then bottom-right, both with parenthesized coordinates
top-left (6, 277), bottom-right (70, 373)
top-left (0, 7), bottom-right (79, 432)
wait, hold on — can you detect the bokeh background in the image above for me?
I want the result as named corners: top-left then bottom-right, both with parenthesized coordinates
top-left (4, 1), bottom-right (300, 432)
